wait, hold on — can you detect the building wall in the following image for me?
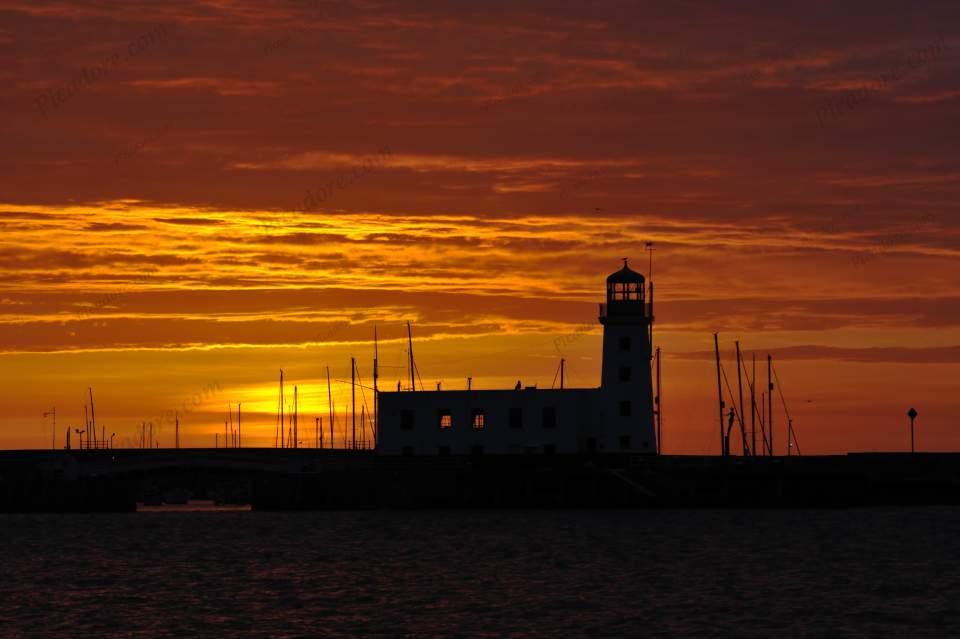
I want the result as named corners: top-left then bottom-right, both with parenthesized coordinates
top-left (377, 389), bottom-right (597, 455)
top-left (599, 315), bottom-right (656, 453)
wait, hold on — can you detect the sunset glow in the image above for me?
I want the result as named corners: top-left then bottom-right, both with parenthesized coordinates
top-left (2, 1), bottom-right (958, 453)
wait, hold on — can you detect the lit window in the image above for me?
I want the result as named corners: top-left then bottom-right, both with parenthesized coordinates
top-left (438, 409), bottom-right (452, 429)
top-left (472, 409), bottom-right (485, 429)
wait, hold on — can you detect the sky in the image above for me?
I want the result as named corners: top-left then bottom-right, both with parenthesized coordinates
top-left (1, 0), bottom-right (958, 453)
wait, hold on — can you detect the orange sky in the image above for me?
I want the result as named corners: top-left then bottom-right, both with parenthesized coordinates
top-left (1, 1), bottom-right (958, 452)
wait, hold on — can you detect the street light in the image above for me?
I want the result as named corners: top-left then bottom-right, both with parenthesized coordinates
top-left (110, 433), bottom-right (116, 449)
top-left (75, 428), bottom-right (85, 450)
top-left (907, 408), bottom-right (918, 453)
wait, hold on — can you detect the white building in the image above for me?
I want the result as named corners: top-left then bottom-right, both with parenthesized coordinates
top-left (378, 260), bottom-right (656, 455)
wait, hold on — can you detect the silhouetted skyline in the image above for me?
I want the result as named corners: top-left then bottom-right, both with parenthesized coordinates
top-left (1, 1), bottom-right (958, 453)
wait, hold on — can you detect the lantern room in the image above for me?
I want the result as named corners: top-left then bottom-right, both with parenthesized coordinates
top-left (603, 258), bottom-right (646, 317)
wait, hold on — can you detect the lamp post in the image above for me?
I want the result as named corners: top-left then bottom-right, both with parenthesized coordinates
top-left (110, 433), bottom-right (116, 449)
top-left (907, 408), bottom-right (918, 453)
top-left (75, 428), bottom-right (85, 450)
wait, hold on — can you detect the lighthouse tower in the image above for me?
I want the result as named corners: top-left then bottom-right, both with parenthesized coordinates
top-left (598, 259), bottom-right (656, 453)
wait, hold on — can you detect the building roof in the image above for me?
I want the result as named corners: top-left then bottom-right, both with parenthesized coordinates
top-left (606, 259), bottom-right (645, 284)
top-left (380, 387), bottom-right (598, 398)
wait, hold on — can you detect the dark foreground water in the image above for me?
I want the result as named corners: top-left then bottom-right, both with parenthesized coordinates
top-left (1, 508), bottom-right (959, 638)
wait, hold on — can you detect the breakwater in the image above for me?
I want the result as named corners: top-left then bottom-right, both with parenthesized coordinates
top-left (2, 449), bottom-right (959, 512)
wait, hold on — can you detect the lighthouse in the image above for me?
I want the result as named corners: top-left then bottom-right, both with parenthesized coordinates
top-left (378, 259), bottom-right (658, 456)
top-left (599, 259), bottom-right (656, 452)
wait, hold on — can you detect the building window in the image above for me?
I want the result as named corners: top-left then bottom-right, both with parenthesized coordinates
top-left (544, 444), bottom-right (556, 455)
top-left (619, 336), bottom-right (631, 352)
top-left (438, 409), bottom-right (452, 430)
top-left (542, 406), bottom-right (557, 429)
top-left (402, 446), bottom-right (413, 456)
top-left (619, 400), bottom-right (631, 417)
top-left (438, 445), bottom-right (450, 456)
top-left (510, 407), bottom-right (523, 429)
top-left (472, 409), bottom-right (485, 430)
top-left (620, 435), bottom-right (632, 450)
top-left (400, 410), bottom-right (415, 431)
top-left (619, 367), bottom-right (631, 382)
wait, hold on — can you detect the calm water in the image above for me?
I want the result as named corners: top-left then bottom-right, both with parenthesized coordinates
top-left (1, 508), bottom-right (959, 637)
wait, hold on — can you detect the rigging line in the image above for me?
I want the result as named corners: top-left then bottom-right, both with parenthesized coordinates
top-left (720, 362), bottom-right (749, 455)
top-left (740, 356), bottom-right (771, 454)
top-left (352, 360), bottom-right (370, 449)
top-left (751, 394), bottom-right (771, 455)
top-left (551, 360), bottom-right (561, 389)
top-left (354, 367), bottom-right (372, 419)
top-left (333, 379), bottom-right (377, 392)
top-left (772, 364), bottom-right (802, 456)
top-left (414, 359), bottom-right (425, 393)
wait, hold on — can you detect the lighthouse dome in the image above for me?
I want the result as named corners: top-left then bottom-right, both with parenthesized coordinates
top-left (606, 259), bottom-right (645, 285)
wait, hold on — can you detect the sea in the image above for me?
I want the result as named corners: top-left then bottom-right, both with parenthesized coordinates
top-left (1, 508), bottom-right (958, 637)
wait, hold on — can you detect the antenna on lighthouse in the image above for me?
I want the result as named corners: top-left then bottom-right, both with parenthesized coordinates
top-left (646, 241), bottom-right (655, 281)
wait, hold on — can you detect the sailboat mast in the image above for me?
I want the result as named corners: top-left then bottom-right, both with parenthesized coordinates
top-left (736, 342), bottom-right (747, 456)
top-left (327, 366), bottom-right (334, 449)
top-left (373, 326), bottom-right (379, 449)
top-left (714, 333), bottom-right (725, 457)
top-left (88, 388), bottom-right (97, 447)
top-left (768, 355), bottom-right (774, 457)
top-left (351, 357), bottom-right (356, 450)
top-left (407, 321), bottom-right (416, 391)
top-left (751, 353), bottom-right (757, 455)
top-left (655, 347), bottom-right (662, 455)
